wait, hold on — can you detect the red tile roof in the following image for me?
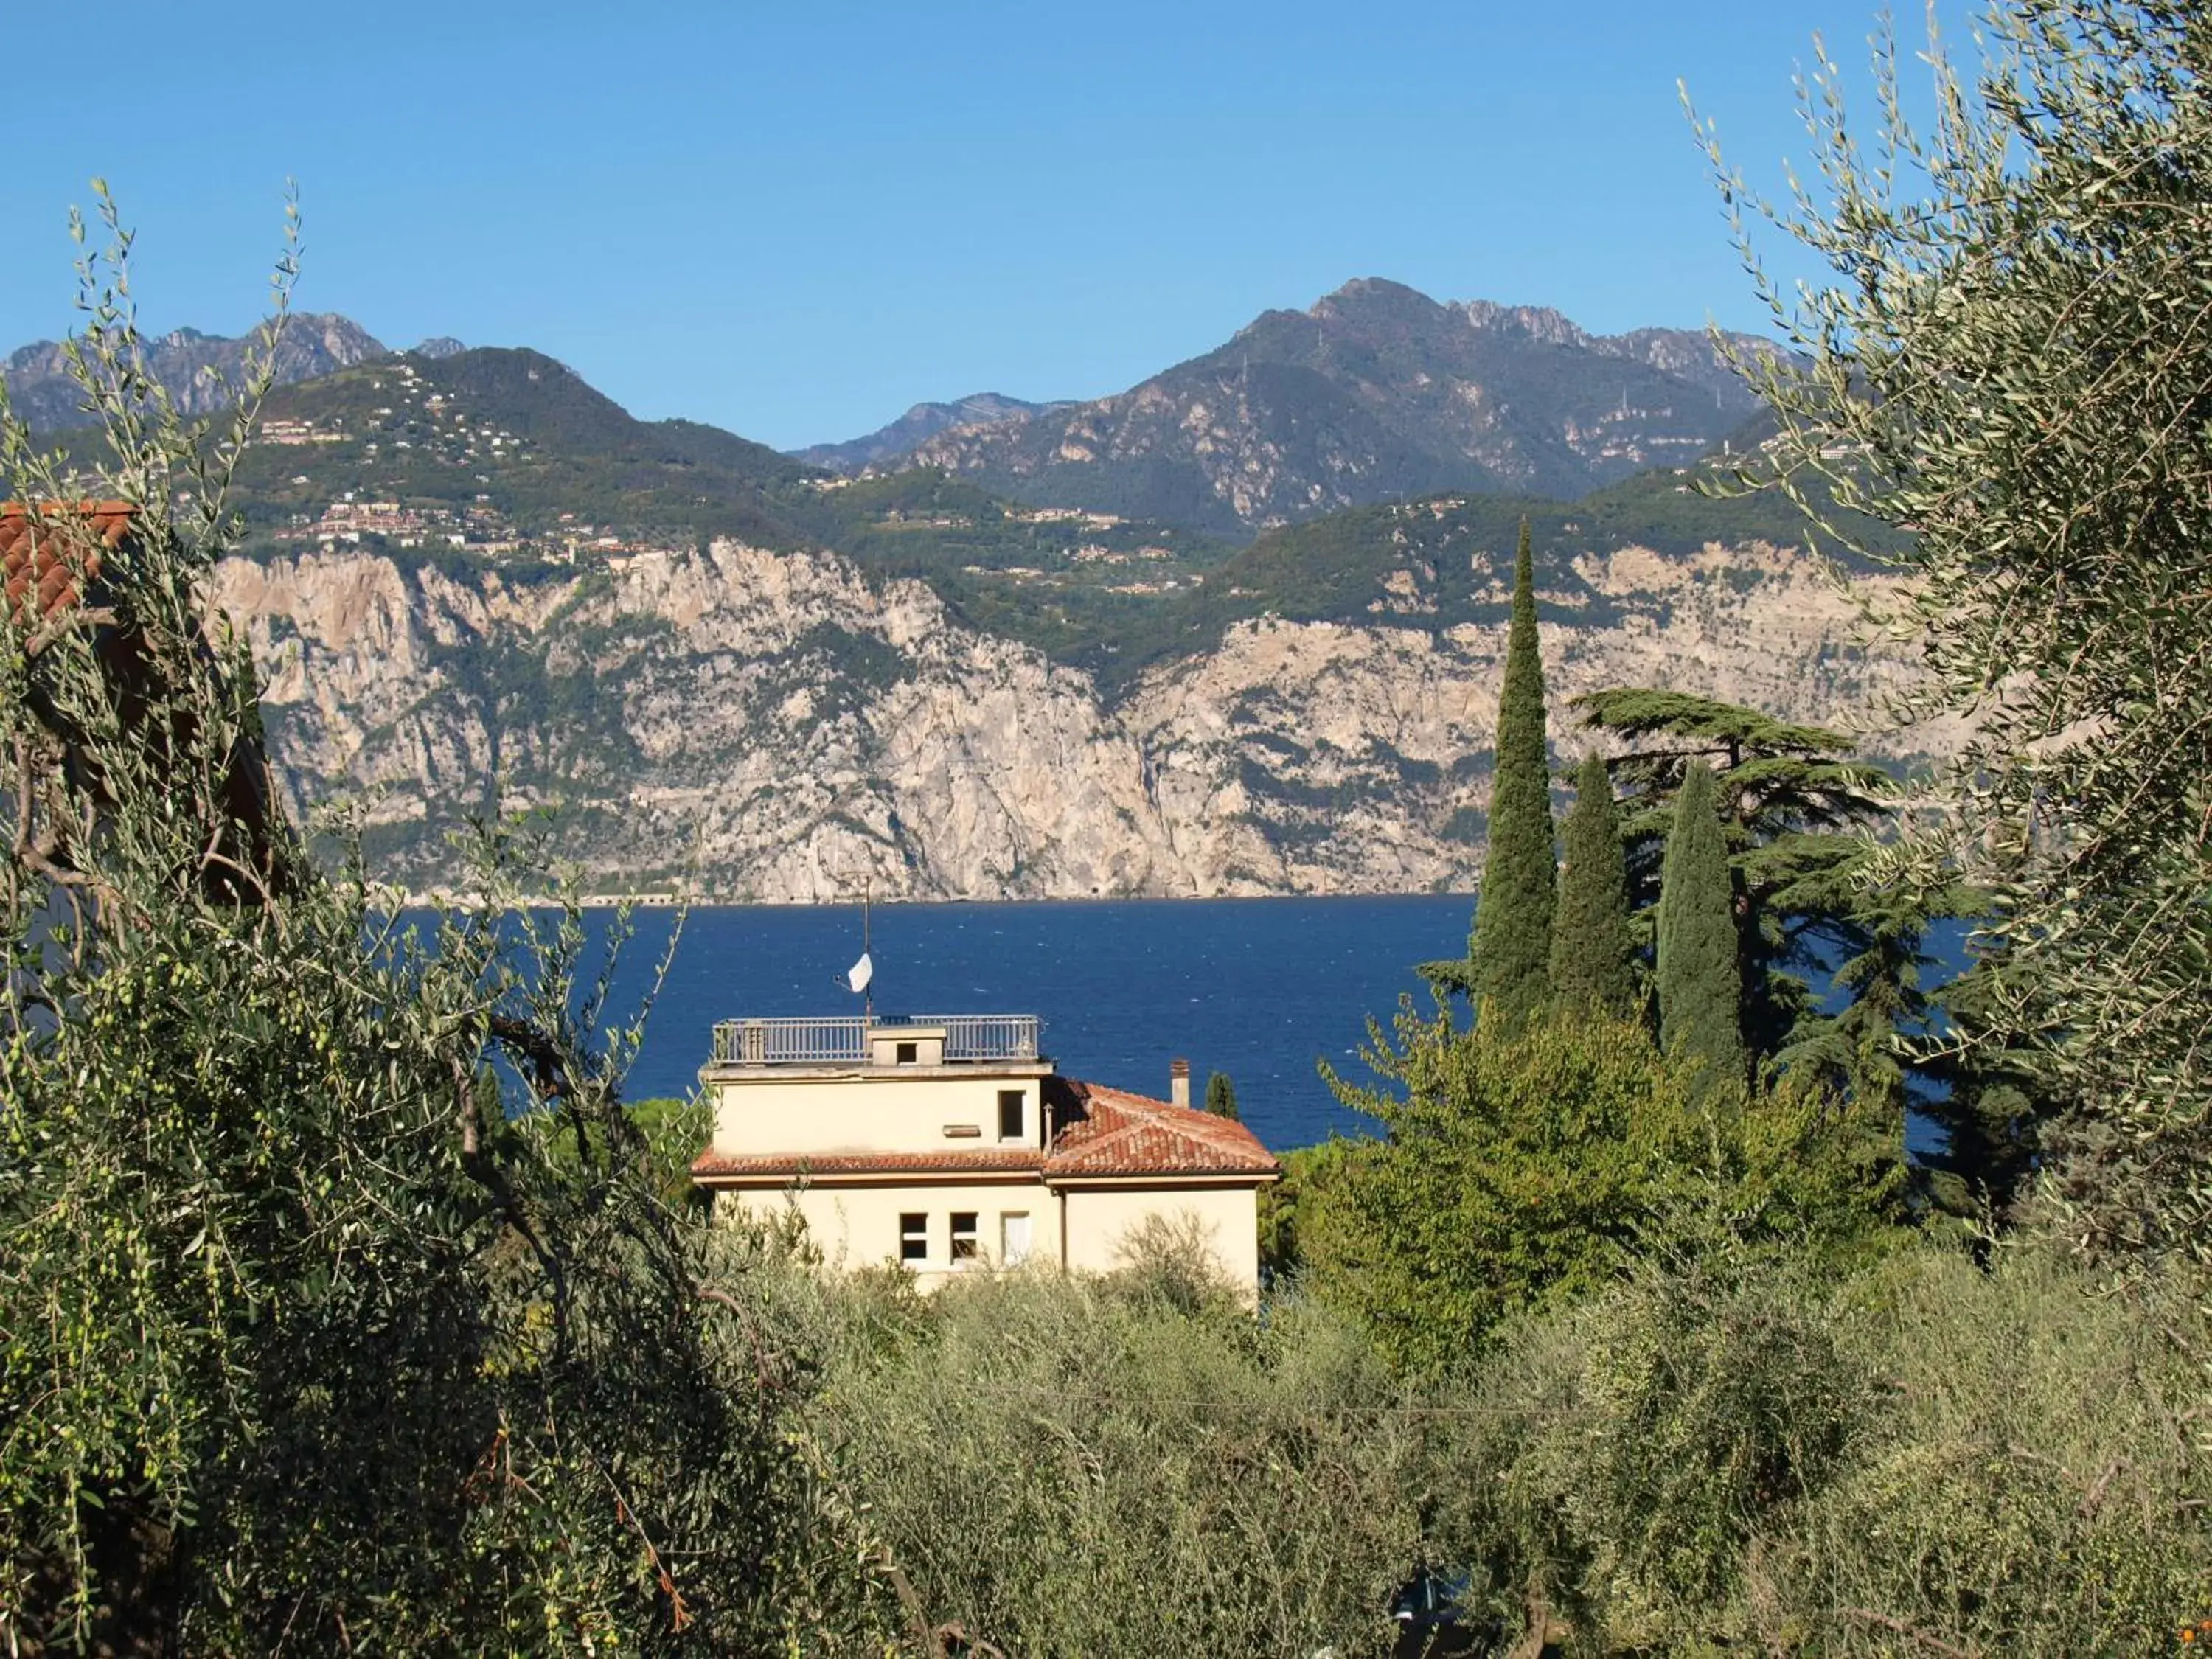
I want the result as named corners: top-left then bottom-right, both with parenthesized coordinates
top-left (1, 501), bottom-right (135, 622)
top-left (1042, 1078), bottom-right (1280, 1180)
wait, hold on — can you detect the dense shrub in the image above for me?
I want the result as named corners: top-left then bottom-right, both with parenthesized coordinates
top-left (1303, 1004), bottom-right (1901, 1373)
top-left (807, 1264), bottom-right (1430, 1658)
top-left (1441, 1240), bottom-right (2212, 1655)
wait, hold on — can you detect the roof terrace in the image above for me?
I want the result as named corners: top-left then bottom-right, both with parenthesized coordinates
top-left (708, 1012), bottom-right (1043, 1071)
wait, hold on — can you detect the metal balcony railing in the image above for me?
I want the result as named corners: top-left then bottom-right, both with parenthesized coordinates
top-left (926, 1014), bottom-right (1042, 1061)
top-left (712, 1017), bottom-right (866, 1065)
top-left (709, 1013), bottom-right (1040, 1067)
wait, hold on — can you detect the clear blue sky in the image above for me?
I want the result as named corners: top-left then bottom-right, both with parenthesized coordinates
top-left (1, 1), bottom-right (1927, 451)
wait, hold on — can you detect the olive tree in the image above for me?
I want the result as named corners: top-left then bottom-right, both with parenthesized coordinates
top-left (0, 191), bottom-right (889, 1655)
top-left (1692, 2), bottom-right (2212, 1257)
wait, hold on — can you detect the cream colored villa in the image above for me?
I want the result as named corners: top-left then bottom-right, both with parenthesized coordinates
top-left (690, 1013), bottom-right (1279, 1296)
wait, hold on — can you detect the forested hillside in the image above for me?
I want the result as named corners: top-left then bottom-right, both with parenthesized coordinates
top-left (18, 322), bottom-right (1936, 902)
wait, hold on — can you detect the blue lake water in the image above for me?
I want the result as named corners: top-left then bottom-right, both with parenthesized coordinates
top-left (586, 896), bottom-right (1476, 1152)
top-left (567, 897), bottom-right (1972, 1155)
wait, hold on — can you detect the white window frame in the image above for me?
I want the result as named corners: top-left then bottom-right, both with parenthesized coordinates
top-left (949, 1211), bottom-right (979, 1265)
top-left (898, 1211), bottom-right (928, 1266)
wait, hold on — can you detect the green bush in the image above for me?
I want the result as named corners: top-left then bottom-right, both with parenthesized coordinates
top-left (807, 1267), bottom-right (1429, 1658)
top-left (0, 199), bottom-right (888, 1656)
top-left (1441, 1239), bottom-right (2212, 1655)
top-left (1305, 1004), bottom-right (1901, 1374)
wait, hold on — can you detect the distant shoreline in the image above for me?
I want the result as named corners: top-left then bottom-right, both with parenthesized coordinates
top-left (400, 889), bottom-right (1478, 911)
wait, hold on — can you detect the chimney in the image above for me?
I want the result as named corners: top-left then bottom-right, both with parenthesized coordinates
top-left (1169, 1058), bottom-right (1191, 1110)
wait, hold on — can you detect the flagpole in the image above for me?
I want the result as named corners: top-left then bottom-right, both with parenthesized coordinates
top-left (862, 877), bottom-right (873, 1025)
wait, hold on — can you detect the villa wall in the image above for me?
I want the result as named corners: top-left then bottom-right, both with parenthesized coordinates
top-left (709, 1073), bottom-right (1045, 1158)
top-left (724, 1179), bottom-right (1060, 1290)
top-left (720, 1178), bottom-right (1264, 1300)
top-left (1060, 1184), bottom-right (1262, 1295)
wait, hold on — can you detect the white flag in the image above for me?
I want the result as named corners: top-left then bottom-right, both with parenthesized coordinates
top-left (847, 953), bottom-right (874, 995)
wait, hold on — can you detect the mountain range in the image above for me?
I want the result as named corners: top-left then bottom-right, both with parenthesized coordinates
top-left (793, 392), bottom-right (1072, 474)
top-left (9, 278), bottom-right (1774, 541)
top-left (1, 313), bottom-right (450, 430)
top-left (874, 279), bottom-right (1776, 535)
top-left (0, 280), bottom-right (1932, 898)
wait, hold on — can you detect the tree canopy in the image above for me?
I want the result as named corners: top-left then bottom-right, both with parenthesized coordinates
top-left (1571, 688), bottom-right (1951, 1110)
top-left (1310, 1003), bottom-right (1896, 1373)
top-left (1655, 759), bottom-right (1747, 1088)
top-left (1694, 0), bottom-right (2212, 1256)
top-left (0, 189), bottom-right (885, 1658)
top-left (1203, 1070), bottom-right (1240, 1121)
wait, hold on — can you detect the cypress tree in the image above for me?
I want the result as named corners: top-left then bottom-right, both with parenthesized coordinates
top-left (1469, 519), bottom-right (1556, 1030)
top-left (1655, 758), bottom-right (1745, 1086)
top-left (1549, 751), bottom-right (1638, 1020)
top-left (1203, 1071), bottom-right (1240, 1121)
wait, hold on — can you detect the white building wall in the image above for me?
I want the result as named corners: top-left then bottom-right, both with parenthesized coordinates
top-left (1060, 1185), bottom-right (1262, 1300)
top-left (708, 1073), bottom-right (1043, 1158)
top-left (723, 1179), bottom-right (1062, 1292)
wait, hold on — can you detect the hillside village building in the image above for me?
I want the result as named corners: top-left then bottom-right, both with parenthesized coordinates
top-left (690, 1013), bottom-right (1278, 1296)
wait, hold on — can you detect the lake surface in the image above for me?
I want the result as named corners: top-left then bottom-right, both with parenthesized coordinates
top-left (591, 896), bottom-right (1476, 1151)
top-left (576, 896), bottom-right (1971, 1155)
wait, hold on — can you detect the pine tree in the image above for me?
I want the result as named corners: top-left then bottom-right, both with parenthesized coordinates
top-left (1548, 752), bottom-right (1638, 1020)
top-left (1204, 1071), bottom-right (1240, 1121)
top-left (1573, 687), bottom-right (1898, 1060)
top-left (1655, 758), bottom-right (1745, 1088)
top-left (1468, 518), bottom-right (1555, 1030)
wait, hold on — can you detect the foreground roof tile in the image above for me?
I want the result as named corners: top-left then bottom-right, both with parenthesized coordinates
top-left (0, 501), bottom-right (136, 622)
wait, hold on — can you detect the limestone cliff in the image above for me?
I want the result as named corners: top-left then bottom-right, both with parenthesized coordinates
top-left (212, 535), bottom-right (1941, 900)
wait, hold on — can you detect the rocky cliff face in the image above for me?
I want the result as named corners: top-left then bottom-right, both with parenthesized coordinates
top-left (212, 535), bottom-right (1941, 901)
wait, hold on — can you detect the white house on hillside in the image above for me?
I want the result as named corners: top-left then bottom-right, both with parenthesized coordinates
top-left (690, 1013), bottom-right (1278, 1297)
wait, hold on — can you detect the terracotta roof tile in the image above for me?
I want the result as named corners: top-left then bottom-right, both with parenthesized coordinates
top-left (0, 501), bottom-right (135, 622)
top-left (1043, 1079), bottom-right (1280, 1180)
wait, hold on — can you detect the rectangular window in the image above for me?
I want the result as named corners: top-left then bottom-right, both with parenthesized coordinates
top-left (998, 1088), bottom-right (1025, 1141)
top-left (950, 1211), bottom-right (978, 1263)
top-left (1001, 1211), bottom-right (1032, 1267)
top-left (899, 1212), bottom-right (927, 1264)
top-left (895, 1040), bottom-right (918, 1065)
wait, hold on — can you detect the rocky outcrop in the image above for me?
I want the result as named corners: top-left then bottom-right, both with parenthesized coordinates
top-left (212, 535), bottom-right (1944, 901)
